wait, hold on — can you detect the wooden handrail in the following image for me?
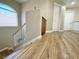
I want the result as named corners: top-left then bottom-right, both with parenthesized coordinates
top-left (42, 17), bottom-right (47, 21)
top-left (13, 23), bottom-right (26, 36)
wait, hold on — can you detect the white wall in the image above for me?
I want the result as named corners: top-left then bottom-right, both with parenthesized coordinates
top-left (74, 8), bottom-right (79, 21)
top-left (22, 0), bottom-right (54, 31)
top-left (24, 10), bottom-right (41, 42)
top-left (73, 7), bottom-right (79, 31)
top-left (22, 0), bottom-right (66, 38)
top-left (21, 0), bottom-right (54, 43)
top-left (67, 7), bottom-right (79, 21)
top-left (0, 27), bottom-right (17, 50)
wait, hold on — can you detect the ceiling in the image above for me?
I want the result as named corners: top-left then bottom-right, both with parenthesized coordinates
top-left (15, 0), bottom-right (79, 7)
top-left (61, 0), bottom-right (79, 7)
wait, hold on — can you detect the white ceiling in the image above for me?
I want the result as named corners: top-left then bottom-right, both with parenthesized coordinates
top-left (61, 0), bottom-right (79, 7)
top-left (15, 0), bottom-right (79, 7)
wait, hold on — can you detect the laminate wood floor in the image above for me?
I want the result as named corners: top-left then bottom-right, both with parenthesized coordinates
top-left (6, 31), bottom-right (79, 59)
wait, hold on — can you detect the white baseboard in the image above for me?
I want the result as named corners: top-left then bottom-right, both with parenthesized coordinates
top-left (46, 31), bottom-right (53, 33)
top-left (22, 35), bottom-right (42, 47)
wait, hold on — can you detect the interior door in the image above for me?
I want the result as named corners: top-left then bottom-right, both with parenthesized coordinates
top-left (64, 11), bottom-right (74, 30)
top-left (53, 4), bottom-right (60, 31)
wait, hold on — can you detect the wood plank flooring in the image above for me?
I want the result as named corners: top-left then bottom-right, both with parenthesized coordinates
top-left (6, 31), bottom-right (79, 59)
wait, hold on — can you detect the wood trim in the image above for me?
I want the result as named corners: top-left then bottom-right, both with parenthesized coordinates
top-left (42, 17), bottom-right (47, 21)
top-left (41, 17), bottom-right (47, 35)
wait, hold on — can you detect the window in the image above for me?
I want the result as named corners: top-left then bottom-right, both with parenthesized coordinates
top-left (0, 3), bottom-right (18, 27)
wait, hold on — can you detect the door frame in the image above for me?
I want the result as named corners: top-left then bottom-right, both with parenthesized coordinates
top-left (52, 2), bottom-right (61, 31)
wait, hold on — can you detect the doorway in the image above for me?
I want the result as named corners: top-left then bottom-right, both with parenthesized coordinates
top-left (64, 11), bottom-right (74, 30)
top-left (53, 3), bottom-right (61, 31)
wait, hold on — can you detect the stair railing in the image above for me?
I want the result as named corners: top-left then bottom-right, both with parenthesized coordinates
top-left (12, 23), bottom-right (26, 47)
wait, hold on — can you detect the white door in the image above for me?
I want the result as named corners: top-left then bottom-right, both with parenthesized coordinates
top-left (53, 4), bottom-right (60, 31)
top-left (64, 11), bottom-right (74, 30)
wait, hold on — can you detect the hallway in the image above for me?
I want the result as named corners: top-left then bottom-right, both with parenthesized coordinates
top-left (7, 31), bottom-right (79, 59)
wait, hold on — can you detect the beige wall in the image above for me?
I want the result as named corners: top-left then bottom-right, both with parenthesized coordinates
top-left (39, 0), bottom-right (54, 31)
top-left (22, 0), bottom-right (42, 43)
top-left (22, 0), bottom-right (65, 35)
top-left (73, 8), bottom-right (79, 21)
top-left (66, 7), bottom-right (79, 31)
top-left (67, 7), bottom-right (79, 21)
top-left (60, 6), bottom-right (66, 30)
top-left (22, 0), bottom-right (65, 31)
top-left (74, 8), bottom-right (79, 21)
top-left (0, 0), bottom-right (21, 50)
top-left (22, 0), bottom-right (54, 31)
top-left (24, 10), bottom-right (41, 42)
